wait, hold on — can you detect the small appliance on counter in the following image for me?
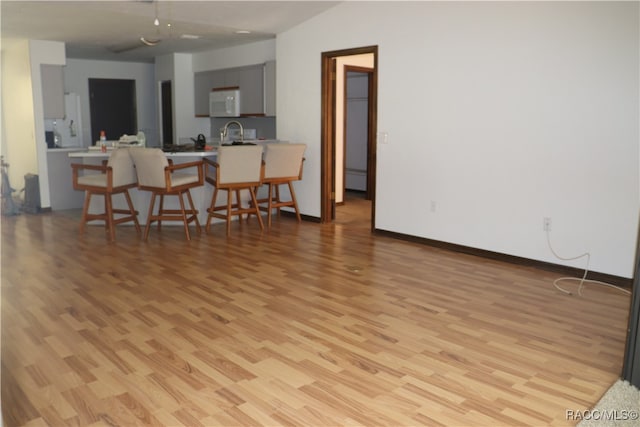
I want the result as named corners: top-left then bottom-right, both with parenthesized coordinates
top-left (45, 131), bottom-right (55, 148)
top-left (191, 134), bottom-right (207, 150)
top-left (116, 133), bottom-right (145, 147)
top-left (164, 134), bottom-right (213, 152)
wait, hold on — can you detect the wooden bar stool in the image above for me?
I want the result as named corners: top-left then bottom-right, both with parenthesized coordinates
top-left (71, 148), bottom-right (141, 241)
top-left (204, 145), bottom-right (264, 236)
top-left (255, 143), bottom-right (306, 228)
top-left (129, 148), bottom-right (204, 241)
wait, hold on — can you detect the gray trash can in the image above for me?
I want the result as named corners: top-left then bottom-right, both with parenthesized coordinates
top-left (23, 173), bottom-right (40, 214)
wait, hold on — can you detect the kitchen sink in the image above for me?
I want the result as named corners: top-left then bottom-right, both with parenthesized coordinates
top-left (222, 141), bottom-right (257, 146)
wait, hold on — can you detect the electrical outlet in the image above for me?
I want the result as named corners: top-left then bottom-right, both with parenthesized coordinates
top-left (430, 200), bottom-right (436, 213)
top-left (543, 217), bottom-right (552, 232)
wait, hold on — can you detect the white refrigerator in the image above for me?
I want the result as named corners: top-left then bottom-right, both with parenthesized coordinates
top-left (46, 92), bottom-right (83, 147)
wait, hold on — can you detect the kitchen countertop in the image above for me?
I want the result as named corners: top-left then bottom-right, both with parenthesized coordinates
top-left (47, 147), bottom-right (85, 152)
top-left (68, 148), bottom-right (218, 158)
top-left (68, 140), bottom-right (287, 158)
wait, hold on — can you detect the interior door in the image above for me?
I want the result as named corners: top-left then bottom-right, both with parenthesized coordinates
top-left (89, 78), bottom-right (137, 144)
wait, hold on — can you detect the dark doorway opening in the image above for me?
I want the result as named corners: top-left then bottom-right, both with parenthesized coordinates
top-left (161, 80), bottom-right (173, 146)
top-left (88, 78), bottom-right (137, 145)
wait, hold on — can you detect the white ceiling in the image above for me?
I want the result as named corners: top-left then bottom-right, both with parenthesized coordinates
top-left (1, 0), bottom-right (341, 63)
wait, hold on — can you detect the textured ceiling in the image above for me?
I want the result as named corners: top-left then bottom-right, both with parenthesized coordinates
top-left (1, 1), bottom-right (340, 63)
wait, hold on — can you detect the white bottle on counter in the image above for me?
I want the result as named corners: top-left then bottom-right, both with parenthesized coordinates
top-left (100, 130), bottom-right (107, 153)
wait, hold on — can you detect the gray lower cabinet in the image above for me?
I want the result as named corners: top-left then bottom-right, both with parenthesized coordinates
top-left (194, 62), bottom-right (275, 117)
top-left (47, 150), bottom-right (85, 210)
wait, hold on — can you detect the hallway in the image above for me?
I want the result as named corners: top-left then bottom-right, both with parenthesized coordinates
top-left (335, 190), bottom-right (371, 230)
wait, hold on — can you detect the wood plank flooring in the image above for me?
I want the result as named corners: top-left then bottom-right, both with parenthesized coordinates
top-left (1, 199), bottom-right (632, 426)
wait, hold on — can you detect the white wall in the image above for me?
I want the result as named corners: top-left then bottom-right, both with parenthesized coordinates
top-left (155, 53), bottom-right (207, 144)
top-left (172, 53), bottom-right (200, 143)
top-left (1, 39), bottom-right (38, 193)
top-left (64, 58), bottom-right (157, 147)
top-left (29, 40), bottom-right (66, 209)
top-left (277, 1), bottom-right (640, 277)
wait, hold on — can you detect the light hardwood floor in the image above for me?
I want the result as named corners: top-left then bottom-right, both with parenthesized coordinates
top-left (1, 200), bottom-right (631, 426)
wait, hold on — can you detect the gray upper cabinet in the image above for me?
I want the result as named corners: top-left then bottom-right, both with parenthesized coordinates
top-left (237, 64), bottom-right (263, 116)
top-left (194, 62), bottom-right (275, 117)
top-left (41, 65), bottom-right (65, 119)
top-left (223, 68), bottom-right (240, 88)
top-left (194, 70), bottom-right (226, 116)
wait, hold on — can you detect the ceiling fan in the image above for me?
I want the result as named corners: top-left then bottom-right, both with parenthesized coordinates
top-left (109, 35), bottom-right (162, 54)
top-left (109, 35), bottom-right (161, 53)
top-left (108, 0), bottom-right (165, 53)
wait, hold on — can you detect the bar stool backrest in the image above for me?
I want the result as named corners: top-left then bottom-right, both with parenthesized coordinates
top-left (129, 148), bottom-right (169, 189)
top-left (217, 145), bottom-right (263, 185)
top-left (263, 143), bottom-right (306, 180)
top-left (107, 148), bottom-right (137, 188)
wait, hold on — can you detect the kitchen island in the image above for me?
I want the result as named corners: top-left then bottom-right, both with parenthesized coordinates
top-left (48, 147), bottom-right (87, 210)
top-left (68, 143), bottom-right (286, 232)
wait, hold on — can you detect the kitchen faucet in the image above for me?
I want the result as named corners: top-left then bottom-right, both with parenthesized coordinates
top-left (221, 120), bottom-right (244, 143)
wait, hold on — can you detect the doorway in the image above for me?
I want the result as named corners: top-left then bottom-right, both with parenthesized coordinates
top-left (344, 68), bottom-right (373, 201)
top-left (321, 46), bottom-right (378, 228)
top-left (89, 78), bottom-right (137, 144)
top-left (161, 80), bottom-right (173, 146)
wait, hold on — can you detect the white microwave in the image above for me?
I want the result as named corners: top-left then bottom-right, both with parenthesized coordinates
top-left (209, 88), bottom-right (240, 117)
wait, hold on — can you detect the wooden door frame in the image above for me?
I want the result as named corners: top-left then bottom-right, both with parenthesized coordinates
top-left (321, 45), bottom-right (378, 227)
